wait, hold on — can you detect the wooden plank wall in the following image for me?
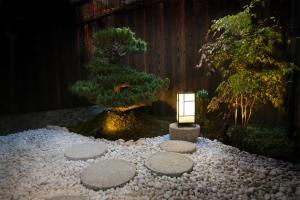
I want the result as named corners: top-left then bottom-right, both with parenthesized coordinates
top-left (83, 0), bottom-right (213, 115)
top-left (0, 0), bottom-right (86, 116)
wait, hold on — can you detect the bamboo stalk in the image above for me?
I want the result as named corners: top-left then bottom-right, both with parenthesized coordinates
top-left (240, 95), bottom-right (245, 127)
top-left (246, 96), bottom-right (256, 125)
top-left (235, 97), bottom-right (238, 127)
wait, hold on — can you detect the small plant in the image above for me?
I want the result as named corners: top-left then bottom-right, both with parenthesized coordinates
top-left (197, 0), bottom-right (297, 128)
top-left (71, 27), bottom-right (169, 112)
top-left (195, 89), bottom-right (209, 125)
top-left (228, 126), bottom-right (292, 153)
top-left (196, 89), bottom-right (209, 100)
top-left (195, 89), bottom-right (227, 140)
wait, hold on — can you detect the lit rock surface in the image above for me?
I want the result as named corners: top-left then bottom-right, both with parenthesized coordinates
top-left (145, 152), bottom-right (194, 176)
top-left (0, 129), bottom-right (300, 200)
top-left (81, 160), bottom-right (136, 190)
top-left (64, 143), bottom-right (107, 161)
top-left (48, 195), bottom-right (89, 200)
top-left (159, 140), bottom-right (196, 153)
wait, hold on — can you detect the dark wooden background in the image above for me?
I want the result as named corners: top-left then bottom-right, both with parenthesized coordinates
top-left (79, 0), bottom-right (299, 127)
top-left (0, 0), bottom-right (299, 130)
top-left (80, 0), bottom-right (245, 115)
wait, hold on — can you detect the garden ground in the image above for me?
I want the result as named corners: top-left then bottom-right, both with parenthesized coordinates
top-left (0, 128), bottom-right (299, 200)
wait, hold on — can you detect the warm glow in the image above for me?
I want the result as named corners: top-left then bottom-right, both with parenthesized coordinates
top-left (102, 112), bottom-right (136, 134)
top-left (113, 103), bottom-right (146, 112)
top-left (177, 92), bottom-right (195, 124)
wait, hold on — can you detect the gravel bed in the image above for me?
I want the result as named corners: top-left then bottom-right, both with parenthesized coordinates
top-left (0, 129), bottom-right (299, 200)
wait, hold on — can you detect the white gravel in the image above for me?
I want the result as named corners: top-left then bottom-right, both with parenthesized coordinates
top-left (0, 128), bottom-right (299, 200)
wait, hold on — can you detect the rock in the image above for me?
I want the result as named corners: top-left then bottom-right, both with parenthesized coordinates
top-left (136, 138), bottom-right (145, 146)
top-left (48, 195), bottom-right (89, 200)
top-left (116, 139), bottom-right (125, 144)
top-left (269, 169), bottom-right (278, 176)
top-left (124, 140), bottom-right (134, 146)
top-left (159, 140), bottom-right (196, 154)
top-left (164, 193), bottom-right (170, 199)
top-left (154, 182), bottom-right (162, 189)
top-left (145, 152), bottom-right (194, 177)
top-left (264, 193), bottom-right (271, 200)
top-left (279, 186), bottom-right (286, 193)
top-left (275, 192), bottom-right (283, 198)
top-left (295, 187), bottom-right (300, 196)
top-left (246, 187), bottom-right (254, 194)
top-left (46, 125), bottom-right (69, 132)
top-left (211, 186), bottom-right (217, 192)
top-left (258, 173), bottom-right (266, 179)
top-left (81, 159), bottom-right (136, 190)
top-left (64, 143), bottom-right (107, 160)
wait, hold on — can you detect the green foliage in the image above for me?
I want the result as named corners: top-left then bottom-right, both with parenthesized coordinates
top-left (92, 27), bottom-right (147, 64)
top-left (195, 89), bottom-right (209, 125)
top-left (71, 27), bottom-right (169, 111)
top-left (195, 89), bottom-right (221, 139)
top-left (197, 0), bottom-right (298, 127)
top-left (196, 89), bottom-right (209, 100)
top-left (228, 126), bottom-right (292, 153)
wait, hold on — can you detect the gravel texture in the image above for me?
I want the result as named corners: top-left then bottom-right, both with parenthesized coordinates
top-left (0, 128), bottom-right (300, 200)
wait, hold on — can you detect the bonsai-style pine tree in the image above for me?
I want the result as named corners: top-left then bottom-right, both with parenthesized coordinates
top-left (197, 0), bottom-right (297, 128)
top-left (71, 27), bottom-right (169, 112)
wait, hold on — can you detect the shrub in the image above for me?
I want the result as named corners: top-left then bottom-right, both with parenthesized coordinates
top-left (197, 0), bottom-right (297, 128)
top-left (228, 126), bottom-right (291, 153)
top-left (71, 27), bottom-right (169, 112)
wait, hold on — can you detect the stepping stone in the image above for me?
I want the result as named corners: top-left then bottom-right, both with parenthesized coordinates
top-left (81, 159), bottom-right (136, 190)
top-left (64, 143), bottom-right (107, 161)
top-left (48, 195), bottom-right (89, 200)
top-left (159, 140), bottom-right (196, 153)
top-left (145, 152), bottom-right (193, 177)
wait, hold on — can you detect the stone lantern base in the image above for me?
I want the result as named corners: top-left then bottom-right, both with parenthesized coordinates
top-left (169, 122), bottom-right (200, 143)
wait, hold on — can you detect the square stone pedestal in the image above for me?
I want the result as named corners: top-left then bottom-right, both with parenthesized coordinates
top-left (169, 122), bottom-right (200, 143)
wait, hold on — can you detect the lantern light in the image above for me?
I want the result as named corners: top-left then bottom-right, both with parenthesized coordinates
top-left (176, 92), bottom-right (195, 126)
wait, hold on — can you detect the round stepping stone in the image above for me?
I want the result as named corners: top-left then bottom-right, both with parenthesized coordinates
top-left (159, 140), bottom-right (196, 153)
top-left (81, 159), bottom-right (136, 190)
top-left (64, 143), bottom-right (107, 160)
top-left (145, 152), bottom-right (193, 177)
top-left (48, 195), bottom-right (89, 200)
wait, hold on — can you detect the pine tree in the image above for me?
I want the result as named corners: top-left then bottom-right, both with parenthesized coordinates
top-left (71, 27), bottom-right (169, 112)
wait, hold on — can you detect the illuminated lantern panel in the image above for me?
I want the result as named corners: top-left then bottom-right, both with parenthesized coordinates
top-left (176, 92), bottom-right (195, 124)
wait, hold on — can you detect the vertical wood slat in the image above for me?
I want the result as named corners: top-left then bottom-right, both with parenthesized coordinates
top-left (178, 0), bottom-right (186, 91)
top-left (158, 2), bottom-right (165, 78)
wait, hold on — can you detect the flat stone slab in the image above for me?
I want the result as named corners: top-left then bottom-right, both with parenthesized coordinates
top-left (145, 152), bottom-right (193, 177)
top-left (64, 143), bottom-right (107, 161)
top-left (159, 140), bottom-right (196, 153)
top-left (48, 195), bottom-right (89, 200)
top-left (81, 159), bottom-right (136, 190)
